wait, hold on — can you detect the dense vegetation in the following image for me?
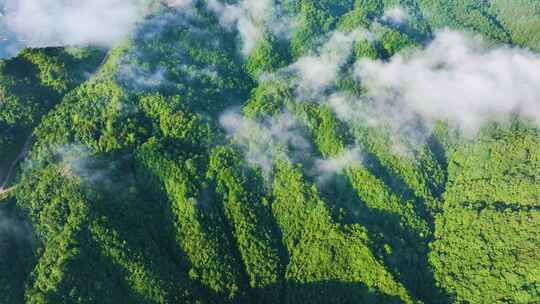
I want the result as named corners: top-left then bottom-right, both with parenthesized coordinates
top-left (0, 1), bottom-right (539, 303)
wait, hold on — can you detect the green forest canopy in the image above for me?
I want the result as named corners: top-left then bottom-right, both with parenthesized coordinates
top-left (0, 1), bottom-right (539, 303)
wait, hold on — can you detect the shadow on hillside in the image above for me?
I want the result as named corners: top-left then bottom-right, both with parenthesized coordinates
top-left (317, 172), bottom-right (454, 304)
top-left (229, 280), bottom-right (405, 304)
top-left (78, 153), bottom-right (219, 302)
top-left (361, 150), bottom-right (434, 226)
top-left (0, 198), bottom-right (34, 304)
top-left (426, 133), bottom-right (449, 199)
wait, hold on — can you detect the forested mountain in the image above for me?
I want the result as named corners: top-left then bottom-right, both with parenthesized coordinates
top-left (0, 1), bottom-right (539, 303)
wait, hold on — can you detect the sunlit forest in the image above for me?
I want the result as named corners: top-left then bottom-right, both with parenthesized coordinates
top-left (0, 0), bottom-right (539, 303)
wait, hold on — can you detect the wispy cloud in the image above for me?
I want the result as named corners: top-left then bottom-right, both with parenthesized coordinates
top-left (382, 7), bottom-right (408, 25)
top-left (220, 110), bottom-right (310, 175)
top-left (314, 146), bottom-right (364, 183)
top-left (0, 0), bottom-right (199, 58)
top-left (0, 209), bottom-right (33, 245)
top-left (288, 30), bottom-right (365, 98)
top-left (56, 144), bottom-right (122, 192)
top-left (354, 29), bottom-right (540, 134)
top-left (206, 0), bottom-right (293, 56)
top-left (228, 27), bottom-right (540, 171)
top-left (1, 0), bottom-right (149, 48)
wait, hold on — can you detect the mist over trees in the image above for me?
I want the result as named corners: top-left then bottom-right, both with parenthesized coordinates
top-left (0, 0), bottom-right (539, 303)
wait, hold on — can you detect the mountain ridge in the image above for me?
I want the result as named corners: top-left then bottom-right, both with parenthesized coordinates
top-left (0, 1), bottom-right (539, 303)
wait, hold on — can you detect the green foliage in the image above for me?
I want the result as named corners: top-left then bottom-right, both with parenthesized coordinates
top-left (1, 1), bottom-right (539, 303)
top-left (378, 26), bottom-right (420, 57)
top-left (140, 94), bottom-right (212, 147)
top-left (337, 7), bottom-right (371, 32)
top-left (32, 77), bottom-right (142, 155)
top-left (135, 139), bottom-right (244, 299)
top-left (0, 199), bottom-right (34, 304)
top-left (291, 0), bottom-right (354, 58)
top-left (272, 161), bottom-right (413, 303)
top-left (418, 0), bottom-right (511, 43)
top-left (20, 47), bottom-right (105, 94)
top-left (489, 0), bottom-right (540, 51)
top-left (207, 146), bottom-right (284, 298)
top-left (354, 38), bottom-right (381, 60)
top-left (0, 47), bottom-right (104, 128)
top-left (0, 46), bottom-right (105, 191)
top-left (119, 7), bottom-right (253, 115)
top-left (243, 80), bottom-right (292, 119)
top-left (430, 205), bottom-right (540, 303)
top-left (285, 99), bottom-right (446, 302)
top-left (16, 164), bottom-right (140, 304)
top-left (445, 122), bottom-right (540, 206)
top-left (246, 34), bottom-right (290, 77)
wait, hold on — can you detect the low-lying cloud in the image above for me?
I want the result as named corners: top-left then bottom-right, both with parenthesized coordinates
top-left (314, 146), bottom-right (364, 183)
top-left (1, 0), bottom-right (147, 48)
top-left (0, 0), bottom-right (196, 58)
top-left (206, 0), bottom-right (293, 56)
top-left (355, 29), bottom-right (540, 133)
top-left (224, 27), bottom-right (540, 174)
top-left (290, 30), bottom-right (365, 97)
top-left (0, 209), bottom-right (32, 241)
top-left (57, 144), bottom-right (121, 192)
top-left (220, 110), bottom-right (310, 175)
top-left (382, 7), bottom-right (408, 25)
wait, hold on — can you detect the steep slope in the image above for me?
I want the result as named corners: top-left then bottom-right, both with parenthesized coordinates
top-left (0, 1), bottom-right (539, 303)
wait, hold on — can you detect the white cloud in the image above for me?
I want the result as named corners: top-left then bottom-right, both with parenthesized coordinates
top-left (253, 29), bottom-right (365, 94)
top-left (243, 27), bottom-right (540, 161)
top-left (0, 209), bottom-right (33, 246)
top-left (251, 27), bottom-right (540, 161)
top-left (207, 0), bottom-right (272, 55)
top-left (56, 144), bottom-right (121, 191)
top-left (354, 29), bottom-right (540, 134)
top-left (255, 29), bottom-right (366, 101)
top-left (237, 17), bottom-right (264, 56)
top-left (117, 62), bottom-right (168, 90)
top-left (206, 0), bottom-right (242, 28)
top-left (206, 0), bottom-right (293, 56)
top-left (382, 7), bottom-right (408, 24)
top-left (218, 29), bottom-right (370, 171)
top-left (290, 30), bottom-right (365, 96)
top-left (1, 0), bottom-right (150, 48)
top-left (220, 25), bottom-right (540, 171)
top-left (164, 0), bottom-right (194, 8)
top-left (242, 0), bottom-right (272, 21)
top-left (314, 146), bottom-right (363, 182)
top-left (220, 110), bottom-right (310, 175)
top-left (328, 91), bottom-right (433, 155)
